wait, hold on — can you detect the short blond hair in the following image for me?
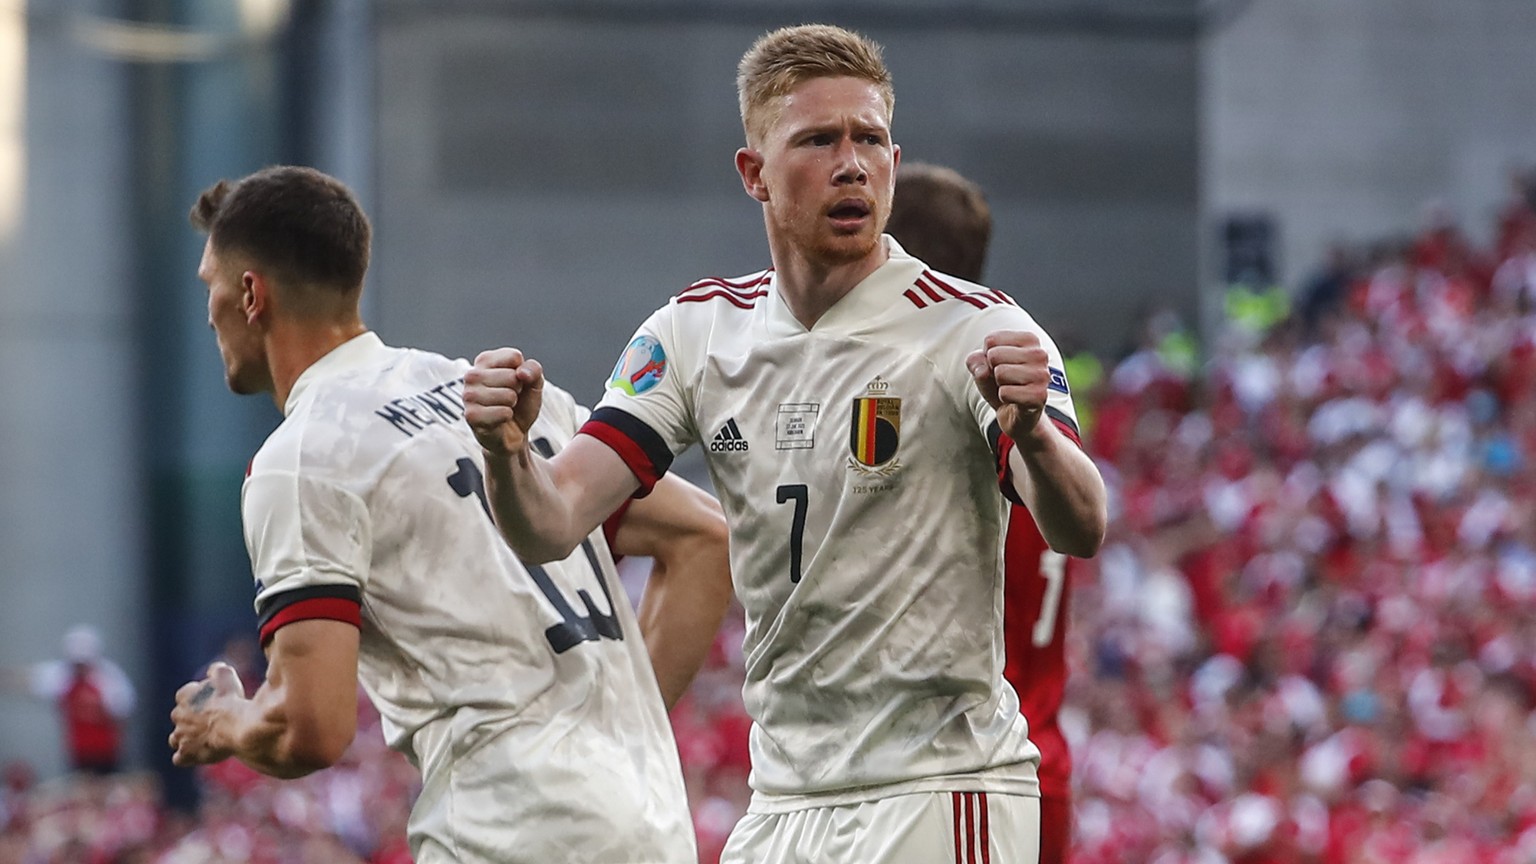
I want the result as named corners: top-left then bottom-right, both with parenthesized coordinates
top-left (736, 24), bottom-right (894, 146)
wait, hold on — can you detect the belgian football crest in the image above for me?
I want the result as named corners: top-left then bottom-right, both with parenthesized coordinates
top-left (848, 376), bottom-right (901, 478)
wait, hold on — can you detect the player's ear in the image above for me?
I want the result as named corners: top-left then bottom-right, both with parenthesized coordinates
top-left (241, 270), bottom-right (269, 326)
top-left (736, 147), bottom-right (769, 203)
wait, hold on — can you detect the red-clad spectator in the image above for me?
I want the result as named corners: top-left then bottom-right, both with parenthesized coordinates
top-left (1, 625), bottom-right (136, 776)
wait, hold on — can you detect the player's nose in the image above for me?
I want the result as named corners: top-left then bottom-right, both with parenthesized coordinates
top-left (831, 140), bottom-right (867, 185)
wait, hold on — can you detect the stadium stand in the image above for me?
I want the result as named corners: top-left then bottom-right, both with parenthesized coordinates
top-left (3, 181), bottom-right (1534, 861)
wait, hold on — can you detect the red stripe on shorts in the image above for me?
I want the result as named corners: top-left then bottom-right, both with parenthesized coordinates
top-left (978, 793), bottom-right (991, 864)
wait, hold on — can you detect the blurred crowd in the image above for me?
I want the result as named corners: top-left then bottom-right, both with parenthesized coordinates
top-left (0, 699), bottom-right (416, 864)
top-left (4, 173), bottom-right (1536, 863)
top-left (1057, 172), bottom-right (1536, 863)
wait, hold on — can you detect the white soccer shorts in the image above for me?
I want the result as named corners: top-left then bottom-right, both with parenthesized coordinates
top-left (721, 791), bottom-right (1039, 864)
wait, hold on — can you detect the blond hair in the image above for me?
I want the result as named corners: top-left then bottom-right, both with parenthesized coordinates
top-left (736, 24), bottom-right (894, 146)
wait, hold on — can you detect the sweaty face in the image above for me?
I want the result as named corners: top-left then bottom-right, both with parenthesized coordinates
top-left (756, 76), bottom-right (898, 268)
top-left (197, 239), bottom-right (270, 396)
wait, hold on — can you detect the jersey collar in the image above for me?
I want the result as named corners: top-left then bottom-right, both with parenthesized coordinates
top-left (764, 235), bottom-right (927, 336)
top-left (284, 331), bottom-right (387, 416)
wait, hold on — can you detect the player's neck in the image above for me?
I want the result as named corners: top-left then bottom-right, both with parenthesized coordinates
top-left (769, 237), bottom-right (889, 330)
top-left (266, 318), bottom-right (369, 412)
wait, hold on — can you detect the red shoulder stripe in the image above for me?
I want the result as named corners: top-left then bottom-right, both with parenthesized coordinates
top-left (922, 273), bottom-right (989, 309)
top-left (681, 271), bottom-right (771, 299)
top-left (686, 271), bottom-right (771, 291)
top-left (925, 272), bottom-right (1006, 308)
top-left (903, 288), bottom-right (928, 308)
top-left (677, 289), bottom-right (765, 309)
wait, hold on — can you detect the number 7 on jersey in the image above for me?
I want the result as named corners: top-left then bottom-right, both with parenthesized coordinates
top-left (775, 484), bottom-right (808, 583)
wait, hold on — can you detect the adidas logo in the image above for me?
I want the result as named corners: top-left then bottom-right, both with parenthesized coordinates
top-left (709, 418), bottom-right (750, 452)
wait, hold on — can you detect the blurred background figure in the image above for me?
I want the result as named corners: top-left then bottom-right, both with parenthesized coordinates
top-left (0, 625), bottom-right (136, 776)
top-left (888, 160), bottom-right (1084, 864)
top-left (885, 161), bottom-right (993, 285)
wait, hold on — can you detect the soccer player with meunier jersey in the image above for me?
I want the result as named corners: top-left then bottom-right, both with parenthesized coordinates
top-left (888, 162), bottom-right (1081, 864)
top-left (465, 24), bottom-right (1106, 864)
top-left (165, 166), bottom-right (731, 863)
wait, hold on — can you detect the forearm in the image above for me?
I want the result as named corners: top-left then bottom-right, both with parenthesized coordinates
top-left (482, 448), bottom-right (591, 563)
top-left (483, 436), bottom-right (645, 563)
top-left (1008, 423), bottom-right (1107, 557)
top-left (212, 685), bottom-right (341, 779)
top-left (173, 623), bottom-right (357, 777)
top-left (228, 717), bottom-right (320, 780)
top-left (638, 538), bottom-right (734, 709)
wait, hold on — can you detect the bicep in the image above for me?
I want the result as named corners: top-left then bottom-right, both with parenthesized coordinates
top-left (552, 433), bottom-right (652, 536)
top-left (609, 472), bottom-right (724, 559)
top-left (263, 618), bottom-right (360, 731)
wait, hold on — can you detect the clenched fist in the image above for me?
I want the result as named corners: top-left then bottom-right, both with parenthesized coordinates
top-left (464, 348), bottom-right (546, 457)
top-left (966, 330), bottom-right (1052, 446)
top-left (168, 662), bottom-right (245, 767)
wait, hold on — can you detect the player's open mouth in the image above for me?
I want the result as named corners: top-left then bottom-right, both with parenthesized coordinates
top-left (828, 199), bottom-right (871, 229)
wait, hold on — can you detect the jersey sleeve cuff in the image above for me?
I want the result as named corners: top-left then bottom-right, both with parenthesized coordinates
top-left (989, 422), bottom-right (1026, 507)
top-left (1045, 407), bottom-right (1082, 446)
top-left (257, 585), bottom-right (363, 646)
top-left (580, 407), bottom-right (675, 497)
top-left (989, 413), bottom-right (1084, 506)
top-left (602, 498), bottom-right (635, 561)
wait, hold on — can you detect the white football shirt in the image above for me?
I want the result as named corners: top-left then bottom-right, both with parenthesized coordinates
top-left (586, 237), bottom-right (1078, 811)
top-left (244, 332), bottom-right (694, 863)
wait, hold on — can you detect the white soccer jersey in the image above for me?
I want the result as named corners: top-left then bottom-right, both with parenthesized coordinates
top-left (244, 332), bottom-right (694, 864)
top-left (586, 237), bottom-right (1079, 811)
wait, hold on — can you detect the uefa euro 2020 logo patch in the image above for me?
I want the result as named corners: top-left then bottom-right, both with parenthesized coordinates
top-left (1048, 366), bottom-right (1070, 396)
top-left (608, 335), bottom-right (668, 396)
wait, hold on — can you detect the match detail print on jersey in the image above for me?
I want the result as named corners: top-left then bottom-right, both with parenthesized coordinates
top-left (775, 403), bottom-right (819, 450)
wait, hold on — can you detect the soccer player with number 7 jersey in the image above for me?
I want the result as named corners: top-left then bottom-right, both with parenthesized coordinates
top-left (165, 166), bottom-right (731, 864)
top-left (465, 24), bottom-right (1106, 864)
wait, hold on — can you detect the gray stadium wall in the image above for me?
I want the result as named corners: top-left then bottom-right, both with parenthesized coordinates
top-left (370, 3), bottom-right (1202, 402)
top-left (1203, 0), bottom-right (1536, 291)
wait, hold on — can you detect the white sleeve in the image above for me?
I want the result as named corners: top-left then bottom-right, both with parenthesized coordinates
top-left (244, 469), bottom-right (371, 641)
top-left (93, 661), bottom-right (137, 718)
top-left (584, 305), bottom-right (697, 493)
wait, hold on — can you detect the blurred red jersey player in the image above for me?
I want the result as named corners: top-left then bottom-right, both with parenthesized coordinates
top-left (888, 162), bottom-right (1081, 863)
